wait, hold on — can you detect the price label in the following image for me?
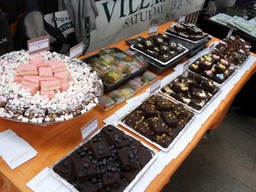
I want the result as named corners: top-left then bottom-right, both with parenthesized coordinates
top-left (150, 78), bottom-right (161, 94)
top-left (81, 118), bottom-right (98, 143)
top-left (178, 16), bottom-right (186, 23)
top-left (183, 60), bottom-right (190, 73)
top-left (70, 42), bottom-right (84, 59)
top-left (208, 42), bottom-right (215, 52)
top-left (27, 36), bottom-right (49, 54)
top-left (227, 28), bottom-right (234, 37)
top-left (148, 24), bottom-right (158, 34)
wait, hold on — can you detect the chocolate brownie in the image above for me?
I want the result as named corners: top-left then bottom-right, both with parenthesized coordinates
top-left (140, 102), bottom-right (159, 117)
top-left (122, 109), bottom-right (144, 128)
top-left (161, 111), bottom-right (179, 127)
top-left (134, 120), bottom-right (152, 138)
top-left (148, 116), bottom-right (169, 135)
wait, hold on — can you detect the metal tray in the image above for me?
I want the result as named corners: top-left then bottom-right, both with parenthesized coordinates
top-left (118, 93), bottom-right (195, 151)
top-left (50, 124), bottom-right (158, 192)
top-left (82, 47), bottom-right (149, 94)
top-left (130, 44), bottom-right (189, 66)
top-left (165, 31), bottom-right (210, 44)
top-left (165, 33), bottom-right (212, 56)
top-left (159, 70), bottom-right (221, 113)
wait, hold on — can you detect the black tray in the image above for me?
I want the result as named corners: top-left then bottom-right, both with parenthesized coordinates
top-left (165, 33), bottom-right (212, 56)
top-left (130, 49), bottom-right (188, 75)
top-left (82, 48), bottom-right (148, 94)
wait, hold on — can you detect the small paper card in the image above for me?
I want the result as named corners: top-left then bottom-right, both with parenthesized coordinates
top-left (69, 42), bottom-right (84, 59)
top-left (227, 28), bottom-right (234, 37)
top-left (148, 24), bottom-right (158, 34)
top-left (179, 16), bottom-right (186, 23)
top-left (81, 118), bottom-right (98, 143)
top-left (26, 167), bottom-right (71, 192)
top-left (150, 78), bottom-right (161, 94)
top-left (174, 60), bottom-right (190, 74)
top-left (0, 129), bottom-right (37, 169)
top-left (27, 36), bottom-right (49, 55)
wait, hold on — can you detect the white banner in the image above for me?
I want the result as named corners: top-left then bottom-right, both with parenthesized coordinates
top-left (85, 0), bottom-right (206, 53)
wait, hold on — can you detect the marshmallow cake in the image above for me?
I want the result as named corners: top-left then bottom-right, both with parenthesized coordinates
top-left (0, 50), bottom-right (103, 124)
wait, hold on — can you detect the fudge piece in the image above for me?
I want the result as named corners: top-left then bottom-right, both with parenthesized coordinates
top-left (148, 116), bottom-right (169, 135)
top-left (161, 111), bottom-right (179, 127)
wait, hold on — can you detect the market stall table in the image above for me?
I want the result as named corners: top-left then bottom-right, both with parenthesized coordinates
top-left (0, 21), bottom-right (256, 192)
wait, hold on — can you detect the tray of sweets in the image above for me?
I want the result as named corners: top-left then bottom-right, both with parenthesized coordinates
top-left (165, 33), bottom-right (212, 56)
top-left (160, 70), bottom-right (220, 113)
top-left (51, 124), bottom-right (158, 192)
top-left (188, 53), bottom-right (236, 85)
top-left (0, 50), bottom-right (103, 125)
top-left (130, 33), bottom-right (189, 66)
top-left (119, 94), bottom-right (195, 151)
top-left (211, 35), bottom-right (252, 68)
top-left (83, 48), bottom-right (148, 93)
top-left (166, 22), bottom-right (209, 44)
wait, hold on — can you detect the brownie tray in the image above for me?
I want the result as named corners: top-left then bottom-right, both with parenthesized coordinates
top-left (51, 124), bottom-right (158, 192)
top-left (160, 70), bottom-right (221, 113)
top-left (130, 44), bottom-right (189, 66)
top-left (119, 93), bottom-right (195, 151)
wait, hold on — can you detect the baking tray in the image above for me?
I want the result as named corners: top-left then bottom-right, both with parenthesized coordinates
top-left (159, 70), bottom-right (221, 113)
top-left (50, 124), bottom-right (158, 192)
top-left (118, 93), bottom-right (195, 151)
top-left (82, 47), bottom-right (149, 94)
top-left (188, 54), bottom-right (238, 86)
top-left (165, 22), bottom-right (209, 44)
top-left (130, 44), bottom-right (189, 66)
top-left (165, 33), bottom-right (212, 56)
top-left (165, 31), bottom-right (210, 44)
top-left (128, 47), bottom-right (188, 75)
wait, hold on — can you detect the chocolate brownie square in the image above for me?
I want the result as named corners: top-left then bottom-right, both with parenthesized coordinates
top-left (150, 133), bottom-right (173, 148)
top-left (134, 120), bottom-right (153, 138)
top-left (154, 95), bottom-right (173, 111)
top-left (90, 139), bottom-right (112, 159)
top-left (148, 116), bottom-right (169, 135)
top-left (122, 109), bottom-right (144, 127)
top-left (140, 102), bottom-right (158, 117)
top-left (161, 111), bottom-right (179, 127)
top-left (117, 148), bottom-right (140, 171)
top-left (103, 126), bottom-right (131, 148)
top-left (72, 156), bottom-right (97, 182)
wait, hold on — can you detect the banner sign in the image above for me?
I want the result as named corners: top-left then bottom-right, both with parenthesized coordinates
top-left (85, 0), bottom-right (206, 53)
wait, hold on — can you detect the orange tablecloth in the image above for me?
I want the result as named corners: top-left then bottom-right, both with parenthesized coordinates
top-left (0, 21), bottom-right (256, 192)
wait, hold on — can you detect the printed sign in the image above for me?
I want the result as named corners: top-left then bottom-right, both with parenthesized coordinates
top-left (27, 36), bottom-right (49, 54)
top-left (150, 78), bottom-right (161, 94)
top-left (87, 0), bottom-right (206, 53)
top-left (70, 42), bottom-right (84, 59)
top-left (81, 118), bottom-right (98, 143)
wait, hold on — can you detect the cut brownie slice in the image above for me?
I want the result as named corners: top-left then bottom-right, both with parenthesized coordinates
top-left (103, 126), bottom-right (131, 148)
top-left (122, 109), bottom-right (144, 128)
top-left (117, 148), bottom-right (140, 171)
top-left (90, 139), bottom-right (112, 159)
top-left (140, 102), bottom-right (158, 118)
top-left (154, 95), bottom-right (173, 111)
top-left (72, 156), bottom-right (97, 182)
top-left (134, 120), bottom-right (152, 138)
top-left (161, 111), bottom-right (179, 127)
top-left (148, 116), bottom-right (169, 135)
